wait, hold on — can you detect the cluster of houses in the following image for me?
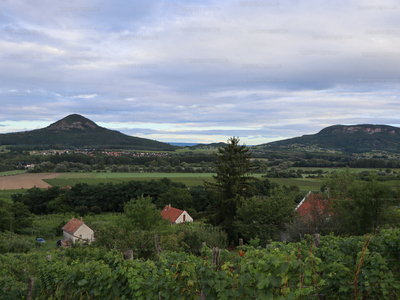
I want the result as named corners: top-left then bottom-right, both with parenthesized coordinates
top-left (59, 192), bottom-right (325, 246)
top-left (101, 151), bottom-right (170, 158)
top-left (59, 204), bottom-right (193, 246)
top-left (31, 150), bottom-right (70, 155)
top-left (30, 148), bottom-right (170, 158)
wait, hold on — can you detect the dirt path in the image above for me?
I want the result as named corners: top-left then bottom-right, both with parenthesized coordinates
top-left (0, 173), bottom-right (63, 190)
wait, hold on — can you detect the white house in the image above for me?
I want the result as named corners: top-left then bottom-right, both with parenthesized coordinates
top-left (62, 217), bottom-right (95, 244)
top-left (161, 204), bottom-right (193, 224)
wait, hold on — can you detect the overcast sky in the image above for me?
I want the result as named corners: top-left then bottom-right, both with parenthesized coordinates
top-left (1, 0), bottom-right (400, 145)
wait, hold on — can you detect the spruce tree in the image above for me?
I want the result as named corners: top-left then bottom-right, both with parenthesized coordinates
top-left (204, 137), bottom-right (258, 241)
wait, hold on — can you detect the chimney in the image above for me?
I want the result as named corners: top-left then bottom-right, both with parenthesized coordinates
top-left (168, 204), bottom-right (171, 209)
top-left (80, 217), bottom-right (83, 222)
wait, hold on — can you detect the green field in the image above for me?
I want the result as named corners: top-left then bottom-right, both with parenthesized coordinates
top-left (0, 170), bottom-right (27, 176)
top-left (174, 147), bottom-right (215, 154)
top-left (267, 177), bottom-right (322, 191)
top-left (289, 167), bottom-right (400, 173)
top-left (0, 145), bottom-right (10, 152)
top-left (44, 173), bottom-right (217, 187)
top-left (0, 189), bottom-right (28, 203)
top-left (41, 172), bottom-right (323, 191)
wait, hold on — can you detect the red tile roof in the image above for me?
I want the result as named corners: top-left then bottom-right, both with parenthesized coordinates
top-left (62, 218), bottom-right (83, 234)
top-left (161, 205), bottom-right (183, 223)
top-left (296, 193), bottom-right (331, 218)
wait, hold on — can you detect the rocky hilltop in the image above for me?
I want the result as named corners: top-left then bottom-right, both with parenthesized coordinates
top-left (47, 115), bottom-right (98, 131)
top-left (263, 124), bottom-right (400, 152)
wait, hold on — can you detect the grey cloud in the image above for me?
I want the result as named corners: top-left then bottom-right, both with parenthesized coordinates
top-left (1, 0), bottom-right (400, 143)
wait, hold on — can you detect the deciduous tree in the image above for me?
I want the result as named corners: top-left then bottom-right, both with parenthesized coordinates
top-left (234, 188), bottom-right (295, 243)
top-left (122, 195), bottom-right (169, 232)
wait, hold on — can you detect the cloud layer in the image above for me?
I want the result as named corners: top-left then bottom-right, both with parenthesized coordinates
top-left (1, 0), bottom-right (400, 144)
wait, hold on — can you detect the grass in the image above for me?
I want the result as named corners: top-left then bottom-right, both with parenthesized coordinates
top-left (0, 145), bottom-right (10, 152)
top-left (41, 172), bottom-right (323, 191)
top-left (174, 147), bottom-right (215, 154)
top-left (44, 174), bottom-right (217, 187)
top-left (289, 167), bottom-right (400, 173)
top-left (0, 189), bottom-right (28, 203)
top-left (266, 177), bottom-right (322, 191)
top-left (0, 170), bottom-right (27, 176)
top-left (381, 180), bottom-right (400, 190)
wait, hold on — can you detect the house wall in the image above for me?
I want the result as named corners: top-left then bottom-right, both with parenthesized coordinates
top-left (63, 224), bottom-right (94, 243)
top-left (175, 211), bottom-right (193, 224)
top-left (63, 231), bottom-right (74, 242)
top-left (75, 224), bottom-right (95, 242)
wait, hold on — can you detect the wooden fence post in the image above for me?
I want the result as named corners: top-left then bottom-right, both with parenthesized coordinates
top-left (26, 277), bottom-right (34, 300)
top-left (155, 234), bottom-right (160, 255)
top-left (199, 290), bottom-right (206, 300)
top-left (313, 233), bottom-right (320, 248)
top-left (123, 250), bottom-right (134, 260)
top-left (64, 283), bottom-right (69, 300)
top-left (154, 234), bottom-right (163, 255)
top-left (266, 240), bottom-right (271, 250)
top-left (239, 238), bottom-right (243, 246)
top-left (10, 213), bottom-right (13, 242)
top-left (211, 247), bottom-right (221, 267)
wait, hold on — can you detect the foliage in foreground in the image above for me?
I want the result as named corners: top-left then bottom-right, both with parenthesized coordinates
top-left (1, 229), bottom-right (400, 299)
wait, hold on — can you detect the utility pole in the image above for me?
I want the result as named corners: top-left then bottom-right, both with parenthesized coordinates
top-left (10, 213), bottom-right (13, 242)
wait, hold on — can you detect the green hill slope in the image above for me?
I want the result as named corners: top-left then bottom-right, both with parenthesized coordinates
top-left (262, 124), bottom-right (400, 152)
top-left (0, 114), bottom-right (176, 150)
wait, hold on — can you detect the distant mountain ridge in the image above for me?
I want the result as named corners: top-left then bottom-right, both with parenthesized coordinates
top-left (189, 142), bottom-right (228, 149)
top-left (0, 114), bottom-right (176, 150)
top-left (263, 124), bottom-right (400, 152)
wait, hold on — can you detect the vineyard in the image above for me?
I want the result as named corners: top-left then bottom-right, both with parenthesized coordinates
top-left (1, 229), bottom-right (400, 299)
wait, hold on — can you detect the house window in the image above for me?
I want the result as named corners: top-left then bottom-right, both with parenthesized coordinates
top-left (79, 234), bottom-right (82, 239)
top-left (183, 215), bottom-right (186, 222)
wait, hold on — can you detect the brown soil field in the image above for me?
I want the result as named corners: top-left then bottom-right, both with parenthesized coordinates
top-left (0, 173), bottom-right (62, 190)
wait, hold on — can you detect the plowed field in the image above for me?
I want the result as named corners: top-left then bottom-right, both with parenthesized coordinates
top-left (0, 173), bottom-right (62, 189)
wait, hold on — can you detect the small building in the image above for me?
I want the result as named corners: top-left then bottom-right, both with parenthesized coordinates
top-left (62, 217), bottom-right (95, 244)
top-left (161, 204), bottom-right (193, 224)
top-left (295, 191), bottom-right (331, 219)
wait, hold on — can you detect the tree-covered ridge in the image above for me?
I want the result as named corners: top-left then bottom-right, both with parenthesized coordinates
top-left (0, 114), bottom-right (177, 150)
top-left (263, 124), bottom-right (400, 152)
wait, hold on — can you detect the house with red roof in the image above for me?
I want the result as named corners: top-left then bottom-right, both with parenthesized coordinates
top-left (161, 205), bottom-right (193, 224)
top-left (62, 217), bottom-right (95, 244)
top-left (295, 191), bottom-right (332, 219)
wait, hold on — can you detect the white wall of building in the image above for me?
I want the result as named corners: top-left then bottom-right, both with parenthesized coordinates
top-left (63, 231), bottom-right (74, 242)
top-left (75, 224), bottom-right (95, 242)
top-left (63, 224), bottom-right (94, 243)
top-left (175, 211), bottom-right (193, 224)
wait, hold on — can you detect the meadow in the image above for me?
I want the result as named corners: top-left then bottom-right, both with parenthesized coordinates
top-left (43, 172), bottom-right (218, 187)
top-left (4, 167), bottom-right (395, 200)
top-left (0, 170), bottom-right (26, 176)
top-left (41, 172), bottom-right (323, 191)
top-left (288, 166), bottom-right (400, 173)
top-left (0, 189), bottom-right (27, 204)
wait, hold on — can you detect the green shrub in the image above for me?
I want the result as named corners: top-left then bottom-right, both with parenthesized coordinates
top-left (176, 223), bottom-right (227, 254)
top-left (7, 239), bottom-right (33, 253)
